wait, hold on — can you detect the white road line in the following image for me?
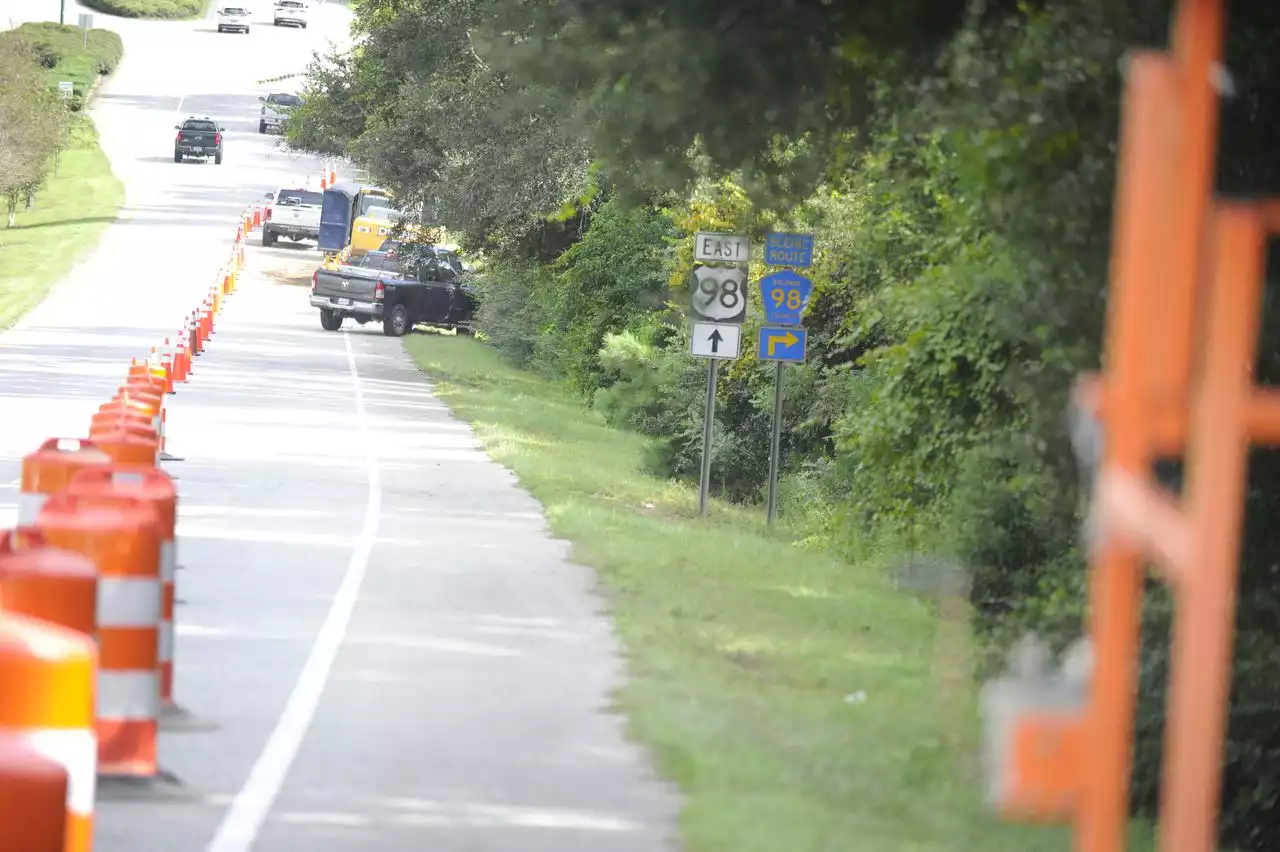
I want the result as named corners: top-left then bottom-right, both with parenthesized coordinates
top-left (204, 329), bottom-right (382, 852)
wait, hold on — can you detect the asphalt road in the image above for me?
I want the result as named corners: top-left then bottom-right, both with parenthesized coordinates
top-left (0, 4), bottom-right (680, 851)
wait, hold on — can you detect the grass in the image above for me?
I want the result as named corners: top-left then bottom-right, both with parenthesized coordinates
top-left (0, 23), bottom-right (124, 105)
top-left (404, 333), bottom-right (1163, 852)
top-left (0, 117), bottom-right (123, 331)
top-left (79, 0), bottom-right (208, 19)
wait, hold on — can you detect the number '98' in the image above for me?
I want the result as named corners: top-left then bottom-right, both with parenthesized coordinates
top-left (698, 279), bottom-right (741, 310)
top-left (770, 288), bottom-right (802, 310)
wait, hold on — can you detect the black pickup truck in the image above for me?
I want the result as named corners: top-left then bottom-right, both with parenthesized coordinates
top-left (174, 117), bottom-right (224, 164)
top-left (309, 247), bottom-right (476, 337)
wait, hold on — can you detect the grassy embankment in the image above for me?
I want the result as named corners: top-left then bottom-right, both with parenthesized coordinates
top-left (79, 0), bottom-right (208, 18)
top-left (405, 333), bottom-right (1163, 852)
top-left (0, 24), bottom-right (124, 330)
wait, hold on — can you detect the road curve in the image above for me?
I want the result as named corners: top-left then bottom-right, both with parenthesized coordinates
top-left (0, 4), bottom-right (681, 851)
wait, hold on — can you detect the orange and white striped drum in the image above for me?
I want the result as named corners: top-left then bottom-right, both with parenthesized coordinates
top-left (67, 466), bottom-right (180, 708)
top-left (34, 491), bottom-right (164, 778)
top-left (0, 528), bottom-right (97, 639)
top-left (18, 438), bottom-right (113, 526)
top-left (0, 614), bottom-right (98, 852)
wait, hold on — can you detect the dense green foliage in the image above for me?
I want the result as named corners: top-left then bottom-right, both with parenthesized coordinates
top-left (79, 0), bottom-right (207, 18)
top-left (291, 0), bottom-right (1280, 847)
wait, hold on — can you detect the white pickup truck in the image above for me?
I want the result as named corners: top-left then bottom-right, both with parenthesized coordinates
top-left (262, 187), bottom-right (324, 247)
top-left (273, 0), bottom-right (308, 27)
top-left (258, 92), bottom-right (302, 134)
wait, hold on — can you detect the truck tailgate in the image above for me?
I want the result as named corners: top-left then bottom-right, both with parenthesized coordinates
top-left (314, 268), bottom-right (383, 301)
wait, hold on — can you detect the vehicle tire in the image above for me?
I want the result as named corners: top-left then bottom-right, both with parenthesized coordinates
top-left (173, 150), bottom-right (182, 163)
top-left (262, 229), bottom-right (276, 247)
top-left (383, 304), bottom-right (409, 337)
top-left (258, 121), bottom-right (267, 134)
top-left (320, 309), bottom-right (343, 332)
top-left (355, 317), bottom-right (369, 325)
top-left (217, 26), bottom-right (224, 32)
top-left (273, 19), bottom-right (280, 26)
top-left (301, 22), bottom-right (307, 28)
top-left (214, 152), bottom-right (223, 165)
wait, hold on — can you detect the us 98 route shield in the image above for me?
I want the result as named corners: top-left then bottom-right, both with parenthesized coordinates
top-left (690, 265), bottom-right (749, 324)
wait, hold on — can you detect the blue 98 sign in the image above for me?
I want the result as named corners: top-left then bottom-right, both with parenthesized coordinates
top-left (760, 269), bottom-right (813, 326)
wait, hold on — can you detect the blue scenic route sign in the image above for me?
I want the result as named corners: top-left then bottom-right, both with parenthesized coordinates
top-left (757, 326), bottom-right (807, 363)
top-left (759, 269), bottom-right (813, 326)
top-left (764, 232), bottom-right (814, 269)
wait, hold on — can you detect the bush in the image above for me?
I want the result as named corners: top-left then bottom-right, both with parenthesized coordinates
top-left (79, 0), bottom-right (208, 19)
top-left (0, 23), bottom-right (124, 107)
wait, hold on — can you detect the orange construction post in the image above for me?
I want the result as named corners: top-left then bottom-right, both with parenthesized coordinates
top-left (986, 3), bottom-right (1280, 852)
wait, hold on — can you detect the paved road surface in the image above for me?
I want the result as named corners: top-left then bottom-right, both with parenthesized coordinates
top-left (0, 4), bottom-right (680, 851)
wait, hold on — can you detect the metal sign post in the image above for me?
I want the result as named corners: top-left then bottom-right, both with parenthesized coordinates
top-left (758, 233), bottom-right (815, 526)
top-left (78, 13), bottom-right (93, 49)
top-left (690, 232), bottom-right (750, 516)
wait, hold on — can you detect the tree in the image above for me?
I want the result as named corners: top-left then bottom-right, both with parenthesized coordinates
top-left (287, 0), bottom-right (594, 255)
top-left (0, 42), bottom-right (70, 227)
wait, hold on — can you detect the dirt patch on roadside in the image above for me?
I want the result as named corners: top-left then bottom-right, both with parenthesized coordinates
top-left (262, 267), bottom-right (313, 287)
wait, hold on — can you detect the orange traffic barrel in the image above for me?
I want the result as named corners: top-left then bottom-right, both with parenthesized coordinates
top-left (118, 381), bottom-right (164, 415)
top-left (90, 409), bottom-right (154, 441)
top-left (0, 528), bottom-right (97, 639)
top-left (127, 360), bottom-right (166, 394)
top-left (67, 466), bottom-right (179, 709)
top-left (119, 376), bottom-right (163, 401)
top-left (34, 492), bottom-right (163, 779)
top-left (0, 613), bottom-right (98, 852)
top-left (0, 732), bottom-right (70, 852)
top-left (19, 439), bottom-right (113, 526)
top-left (104, 393), bottom-right (159, 425)
top-left (109, 391), bottom-right (164, 446)
top-left (88, 424), bottom-right (158, 468)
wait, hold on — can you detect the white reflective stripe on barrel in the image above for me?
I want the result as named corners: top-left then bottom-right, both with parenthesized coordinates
top-left (25, 728), bottom-right (97, 816)
top-left (16, 491), bottom-right (46, 525)
top-left (97, 578), bottom-right (162, 628)
top-left (160, 539), bottom-right (176, 583)
top-left (159, 620), bottom-right (174, 663)
top-left (97, 671), bottom-right (160, 721)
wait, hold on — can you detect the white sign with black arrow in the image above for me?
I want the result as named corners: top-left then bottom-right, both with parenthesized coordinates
top-left (690, 322), bottom-right (741, 360)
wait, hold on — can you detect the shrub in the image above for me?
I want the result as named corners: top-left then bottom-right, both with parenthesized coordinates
top-left (79, 0), bottom-right (208, 19)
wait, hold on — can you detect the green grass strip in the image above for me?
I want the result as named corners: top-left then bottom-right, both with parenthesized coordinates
top-left (0, 116), bottom-right (124, 331)
top-left (403, 333), bottom-right (1170, 852)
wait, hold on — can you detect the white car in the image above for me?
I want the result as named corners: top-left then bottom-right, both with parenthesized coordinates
top-left (216, 6), bottom-right (250, 33)
top-left (274, 0), bottom-right (308, 28)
